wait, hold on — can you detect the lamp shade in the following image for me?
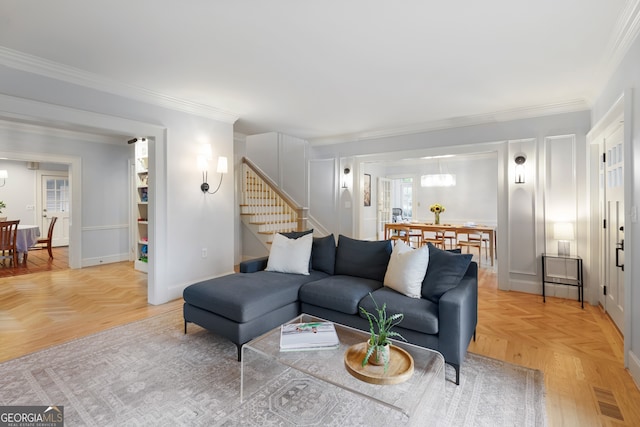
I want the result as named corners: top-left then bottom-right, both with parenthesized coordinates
top-left (216, 156), bottom-right (228, 174)
top-left (0, 170), bottom-right (7, 179)
top-left (553, 222), bottom-right (574, 241)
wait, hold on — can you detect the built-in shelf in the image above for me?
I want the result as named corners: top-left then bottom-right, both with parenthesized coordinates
top-left (134, 139), bottom-right (149, 273)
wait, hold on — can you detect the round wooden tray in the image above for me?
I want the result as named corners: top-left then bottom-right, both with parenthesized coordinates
top-left (344, 342), bottom-right (414, 385)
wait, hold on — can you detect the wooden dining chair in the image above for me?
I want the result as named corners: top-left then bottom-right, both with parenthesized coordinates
top-left (33, 216), bottom-right (58, 259)
top-left (456, 227), bottom-right (483, 265)
top-left (438, 230), bottom-right (456, 249)
top-left (0, 220), bottom-right (20, 267)
top-left (468, 230), bottom-right (490, 261)
top-left (421, 229), bottom-right (447, 249)
top-left (390, 225), bottom-right (411, 245)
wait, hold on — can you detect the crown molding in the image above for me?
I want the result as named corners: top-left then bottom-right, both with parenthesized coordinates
top-left (309, 99), bottom-right (590, 146)
top-left (0, 117), bottom-right (125, 145)
top-left (589, 0), bottom-right (640, 101)
top-left (607, 0), bottom-right (640, 66)
top-left (0, 47), bottom-right (240, 124)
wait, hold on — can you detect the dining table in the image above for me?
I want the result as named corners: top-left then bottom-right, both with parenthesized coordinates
top-left (384, 222), bottom-right (496, 266)
top-left (16, 224), bottom-right (41, 264)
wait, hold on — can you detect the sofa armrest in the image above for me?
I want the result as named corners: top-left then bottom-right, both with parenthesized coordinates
top-left (239, 256), bottom-right (269, 273)
top-left (437, 262), bottom-right (478, 366)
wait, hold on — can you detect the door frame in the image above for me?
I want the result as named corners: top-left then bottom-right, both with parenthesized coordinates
top-left (587, 90), bottom-right (632, 365)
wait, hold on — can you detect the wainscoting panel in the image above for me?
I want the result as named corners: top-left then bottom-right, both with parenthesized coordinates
top-left (543, 135), bottom-right (577, 256)
top-left (82, 224), bottom-right (130, 267)
top-left (508, 138), bottom-right (537, 276)
top-left (309, 159), bottom-right (337, 233)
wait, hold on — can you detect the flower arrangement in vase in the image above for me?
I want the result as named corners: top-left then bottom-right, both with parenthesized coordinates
top-left (359, 293), bottom-right (406, 371)
top-left (429, 203), bottom-right (445, 225)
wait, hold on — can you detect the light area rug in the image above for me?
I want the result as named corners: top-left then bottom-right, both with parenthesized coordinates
top-left (0, 309), bottom-right (546, 426)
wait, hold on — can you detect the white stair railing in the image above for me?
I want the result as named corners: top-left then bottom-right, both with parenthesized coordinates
top-left (241, 157), bottom-right (308, 239)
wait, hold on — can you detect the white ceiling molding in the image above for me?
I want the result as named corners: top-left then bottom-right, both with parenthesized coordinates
top-left (0, 46), bottom-right (240, 125)
top-left (0, 118), bottom-right (125, 145)
top-left (606, 0), bottom-right (640, 66)
top-left (591, 0), bottom-right (640, 100)
top-left (309, 99), bottom-right (589, 146)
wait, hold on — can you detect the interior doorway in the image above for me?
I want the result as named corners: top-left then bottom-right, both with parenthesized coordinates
top-left (36, 170), bottom-right (70, 247)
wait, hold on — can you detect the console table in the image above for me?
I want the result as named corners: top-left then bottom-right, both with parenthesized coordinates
top-left (541, 254), bottom-right (583, 308)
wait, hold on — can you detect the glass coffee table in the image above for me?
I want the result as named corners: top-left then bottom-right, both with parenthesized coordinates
top-left (240, 314), bottom-right (445, 426)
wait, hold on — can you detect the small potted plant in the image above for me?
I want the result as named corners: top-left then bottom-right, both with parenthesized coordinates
top-left (0, 201), bottom-right (6, 221)
top-left (359, 293), bottom-right (406, 371)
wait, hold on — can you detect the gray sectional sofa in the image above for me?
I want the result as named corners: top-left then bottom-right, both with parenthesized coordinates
top-left (183, 232), bottom-right (477, 384)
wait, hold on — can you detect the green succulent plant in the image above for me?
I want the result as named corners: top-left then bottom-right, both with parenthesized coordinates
top-left (359, 293), bottom-right (406, 371)
top-left (0, 201), bottom-right (5, 214)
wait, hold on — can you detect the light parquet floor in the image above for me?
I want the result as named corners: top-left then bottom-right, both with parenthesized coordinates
top-left (0, 261), bottom-right (639, 426)
top-left (469, 267), bottom-right (640, 427)
top-left (0, 261), bottom-right (182, 362)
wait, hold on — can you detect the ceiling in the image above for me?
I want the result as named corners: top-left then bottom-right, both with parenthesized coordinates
top-left (0, 1), bottom-right (635, 144)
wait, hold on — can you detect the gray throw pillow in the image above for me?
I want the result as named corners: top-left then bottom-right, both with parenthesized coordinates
top-left (422, 243), bottom-right (472, 303)
top-left (334, 235), bottom-right (392, 282)
top-left (312, 234), bottom-right (336, 275)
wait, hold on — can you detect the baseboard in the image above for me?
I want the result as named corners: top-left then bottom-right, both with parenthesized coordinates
top-left (628, 350), bottom-right (640, 390)
top-left (82, 253), bottom-right (130, 267)
top-left (509, 279), bottom-right (543, 295)
top-left (509, 279), bottom-right (584, 303)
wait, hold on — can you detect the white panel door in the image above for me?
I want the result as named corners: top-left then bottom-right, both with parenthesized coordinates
top-left (38, 171), bottom-right (70, 246)
top-left (601, 123), bottom-right (625, 332)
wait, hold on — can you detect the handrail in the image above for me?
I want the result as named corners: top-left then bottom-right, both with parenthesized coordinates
top-left (241, 157), bottom-right (308, 231)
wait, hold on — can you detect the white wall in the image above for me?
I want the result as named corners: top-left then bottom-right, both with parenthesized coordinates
top-left (0, 126), bottom-right (130, 264)
top-left (591, 32), bottom-right (640, 385)
top-left (0, 65), bottom-right (236, 305)
top-left (0, 159), bottom-right (40, 224)
top-left (382, 153), bottom-right (498, 225)
top-left (246, 132), bottom-right (308, 207)
top-left (310, 111), bottom-right (591, 301)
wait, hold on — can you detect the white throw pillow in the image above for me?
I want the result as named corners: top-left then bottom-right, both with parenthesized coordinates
top-left (383, 240), bottom-right (429, 298)
top-left (265, 232), bottom-right (313, 275)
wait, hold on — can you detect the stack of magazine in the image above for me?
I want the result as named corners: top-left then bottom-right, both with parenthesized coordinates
top-left (279, 322), bottom-right (340, 351)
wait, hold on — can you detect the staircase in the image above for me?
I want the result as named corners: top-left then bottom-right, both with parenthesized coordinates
top-left (240, 157), bottom-right (308, 248)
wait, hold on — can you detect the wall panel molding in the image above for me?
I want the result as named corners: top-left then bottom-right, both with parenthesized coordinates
top-left (508, 138), bottom-right (538, 276)
top-left (543, 135), bottom-right (577, 257)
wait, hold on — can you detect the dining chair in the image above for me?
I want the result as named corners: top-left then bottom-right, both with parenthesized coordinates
top-left (405, 225), bottom-right (423, 248)
top-left (456, 227), bottom-right (483, 265)
top-left (468, 229), bottom-right (490, 261)
top-left (390, 225), bottom-right (411, 245)
top-left (0, 220), bottom-right (20, 267)
top-left (33, 216), bottom-right (58, 259)
top-left (421, 229), bottom-right (446, 249)
top-left (438, 230), bottom-right (456, 249)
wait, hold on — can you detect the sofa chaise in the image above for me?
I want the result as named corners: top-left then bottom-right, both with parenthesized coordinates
top-left (183, 232), bottom-right (477, 384)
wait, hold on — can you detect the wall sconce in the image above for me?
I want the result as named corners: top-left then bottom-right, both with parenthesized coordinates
top-left (514, 155), bottom-right (526, 184)
top-left (198, 144), bottom-right (227, 194)
top-left (0, 170), bottom-right (7, 187)
top-left (342, 167), bottom-right (350, 189)
top-left (553, 222), bottom-right (575, 256)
